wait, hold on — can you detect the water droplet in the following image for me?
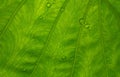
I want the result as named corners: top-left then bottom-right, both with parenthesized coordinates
top-left (47, 3), bottom-right (51, 8)
top-left (85, 24), bottom-right (92, 30)
top-left (79, 18), bottom-right (86, 25)
top-left (85, 24), bottom-right (90, 29)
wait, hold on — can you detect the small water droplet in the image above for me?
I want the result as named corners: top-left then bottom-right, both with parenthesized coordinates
top-left (85, 24), bottom-right (92, 30)
top-left (47, 3), bottom-right (51, 8)
top-left (79, 18), bottom-right (86, 25)
top-left (85, 24), bottom-right (90, 28)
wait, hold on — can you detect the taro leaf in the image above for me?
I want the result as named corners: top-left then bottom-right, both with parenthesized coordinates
top-left (0, 0), bottom-right (120, 77)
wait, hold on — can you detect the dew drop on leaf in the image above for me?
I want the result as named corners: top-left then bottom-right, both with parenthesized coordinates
top-left (47, 2), bottom-right (52, 8)
top-left (79, 18), bottom-right (86, 25)
top-left (85, 25), bottom-right (89, 28)
top-left (85, 24), bottom-right (91, 29)
top-left (85, 24), bottom-right (92, 30)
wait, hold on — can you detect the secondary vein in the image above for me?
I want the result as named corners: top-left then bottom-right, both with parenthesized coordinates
top-left (98, 0), bottom-right (108, 77)
top-left (0, 0), bottom-right (26, 38)
top-left (70, 0), bottom-right (93, 77)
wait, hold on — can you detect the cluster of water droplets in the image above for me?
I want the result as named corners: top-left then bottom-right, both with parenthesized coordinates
top-left (46, 1), bottom-right (65, 12)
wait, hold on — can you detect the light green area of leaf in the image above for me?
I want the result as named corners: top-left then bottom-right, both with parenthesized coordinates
top-left (0, 0), bottom-right (120, 77)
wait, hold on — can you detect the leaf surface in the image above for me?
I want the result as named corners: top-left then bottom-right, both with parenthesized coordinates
top-left (0, 0), bottom-right (120, 77)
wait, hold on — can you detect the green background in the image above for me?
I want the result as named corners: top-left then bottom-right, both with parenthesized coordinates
top-left (0, 0), bottom-right (120, 77)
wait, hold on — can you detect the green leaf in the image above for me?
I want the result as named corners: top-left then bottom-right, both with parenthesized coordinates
top-left (0, 0), bottom-right (120, 77)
